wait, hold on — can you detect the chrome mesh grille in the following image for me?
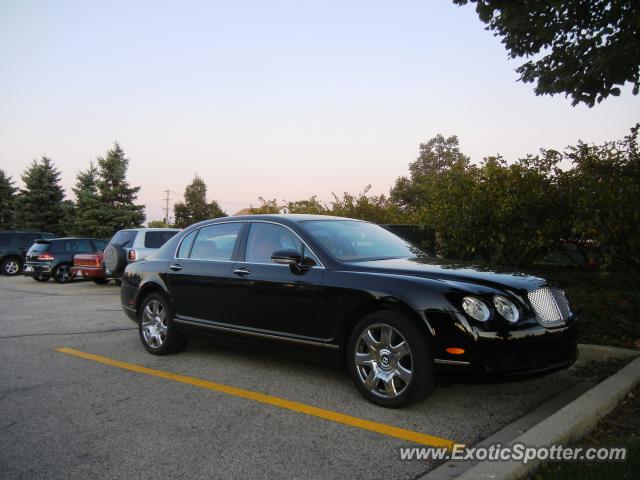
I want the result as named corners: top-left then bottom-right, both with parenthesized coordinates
top-left (527, 287), bottom-right (570, 327)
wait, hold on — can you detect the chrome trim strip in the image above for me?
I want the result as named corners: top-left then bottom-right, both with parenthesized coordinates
top-left (433, 358), bottom-right (471, 366)
top-left (174, 316), bottom-right (339, 350)
top-left (173, 219), bottom-right (325, 269)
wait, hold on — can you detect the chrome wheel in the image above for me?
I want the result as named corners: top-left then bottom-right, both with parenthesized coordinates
top-left (141, 299), bottom-right (168, 348)
top-left (354, 323), bottom-right (413, 399)
top-left (55, 265), bottom-right (71, 283)
top-left (4, 260), bottom-right (20, 275)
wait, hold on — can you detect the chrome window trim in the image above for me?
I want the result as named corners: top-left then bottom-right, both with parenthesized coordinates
top-left (174, 220), bottom-right (246, 260)
top-left (244, 220), bottom-right (325, 269)
top-left (433, 359), bottom-right (471, 366)
top-left (173, 219), bottom-right (325, 269)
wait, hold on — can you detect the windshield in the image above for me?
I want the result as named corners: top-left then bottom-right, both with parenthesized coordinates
top-left (301, 220), bottom-right (424, 262)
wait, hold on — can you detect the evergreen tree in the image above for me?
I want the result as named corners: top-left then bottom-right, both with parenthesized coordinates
top-left (72, 163), bottom-right (103, 236)
top-left (173, 175), bottom-right (226, 228)
top-left (14, 157), bottom-right (65, 234)
top-left (92, 143), bottom-right (146, 237)
top-left (0, 169), bottom-right (17, 229)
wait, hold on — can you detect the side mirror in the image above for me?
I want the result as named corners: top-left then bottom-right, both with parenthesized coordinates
top-left (271, 249), bottom-right (302, 266)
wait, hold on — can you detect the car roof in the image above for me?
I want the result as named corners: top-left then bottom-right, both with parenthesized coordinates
top-left (120, 228), bottom-right (181, 232)
top-left (210, 214), bottom-right (361, 223)
top-left (37, 237), bottom-right (97, 242)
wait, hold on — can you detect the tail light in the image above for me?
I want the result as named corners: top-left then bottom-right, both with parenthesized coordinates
top-left (38, 254), bottom-right (55, 261)
top-left (128, 249), bottom-right (137, 261)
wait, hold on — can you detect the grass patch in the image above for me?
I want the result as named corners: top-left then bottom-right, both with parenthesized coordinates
top-left (533, 385), bottom-right (640, 479)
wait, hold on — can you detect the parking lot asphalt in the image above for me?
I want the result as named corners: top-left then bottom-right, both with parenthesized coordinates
top-left (1, 276), bottom-right (587, 479)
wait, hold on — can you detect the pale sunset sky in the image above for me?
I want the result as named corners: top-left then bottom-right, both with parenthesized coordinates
top-left (1, 0), bottom-right (638, 221)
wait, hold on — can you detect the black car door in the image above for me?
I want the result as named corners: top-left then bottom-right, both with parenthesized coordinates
top-left (230, 221), bottom-right (332, 340)
top-left (167, 222), bottom-right (244, 323)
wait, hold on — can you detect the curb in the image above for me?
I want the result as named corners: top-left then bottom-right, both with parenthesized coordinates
top-left (453, 354), bottom-right (640, 480)
top-left (577, 343), bottom-right (639, 362)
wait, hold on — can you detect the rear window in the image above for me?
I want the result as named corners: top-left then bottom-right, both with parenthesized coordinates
top-left (29, 241), bottom-right (52, 253)
top-left (144, 231), bottom-right (178, 249)
top-left (94, 239), bottom-right (108, 251)
top-left (110, 230), bottom-right (137, 247)
top-left (0, 233), bottom-right (11, 247)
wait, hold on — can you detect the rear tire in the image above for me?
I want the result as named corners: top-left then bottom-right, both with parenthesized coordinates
top-left (138, 293), bottom-right (187, 355)
top-left (1, 257), bottom-right (22, 276)
top-left (104, 244), bottom-right (127, 276)
top-left (347, 310), bottom-right (435, 408)
top-left (53, 263), bottom-right (72, 283)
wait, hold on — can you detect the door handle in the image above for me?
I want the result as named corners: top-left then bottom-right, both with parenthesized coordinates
top-left (169, 264), bottom-right (182, 271)
top-left (233, 268), bottom-right (251, 276)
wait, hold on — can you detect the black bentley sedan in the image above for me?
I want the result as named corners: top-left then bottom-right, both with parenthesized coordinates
top-left (120, 215), bottom-right (577, 407)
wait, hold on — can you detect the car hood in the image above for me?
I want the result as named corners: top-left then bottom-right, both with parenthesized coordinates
top-left (348, 257), bottom-right (547, 292)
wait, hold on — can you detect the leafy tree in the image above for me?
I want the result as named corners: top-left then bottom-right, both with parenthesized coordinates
top-left (71, 163), bottom-right (102, 236)
top-left (14, 157), bottom-right (66, 234)
top-left (173, 175), bottom-right (226, 228)
top-left (564, 123), bottom-right (640, 269)
top-left (286, 196), bottom-right (327, 215)
top-left (0, 169), bottom-right (17, 229)
top-left (329, 186), bottom-right (403, 224)
top-left (249, 197), bottom-right (281, 214)
top-left (454, 0), bottom-right (640, 106)
top-left (148, 219), bottom-right (168, 228)
top-left (391, 134), bottom-right (470, 214)
top-left (92, 143), bottom-right (146, 237)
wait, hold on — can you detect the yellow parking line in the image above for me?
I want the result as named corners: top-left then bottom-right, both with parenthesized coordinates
top-left (55, 347), bottom-right (456, 449)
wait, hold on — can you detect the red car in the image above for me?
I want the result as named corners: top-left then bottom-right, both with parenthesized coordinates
top-left (71, 252), bottom-right (113, 284)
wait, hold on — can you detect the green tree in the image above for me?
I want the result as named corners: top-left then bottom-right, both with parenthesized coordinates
top-left (0, 169), bottom-right (17, 229)
top-left (92, 143), bottom-right (146, 237)
top-left (147, 219), bottom-right (168, 228)
top-left (72, 163), bottom-right (102, 236)
top-left (173, 175), bottom-right (226, 228)
top-left (329, 186), bottom-right (403, 224)
top-left (564, 124), bottom-right (640, 269)
top-left (286, 196), bottom-right (327, 215)
top-left (14, 157), bottom-right (66, 234)
top-left (454, 0), bottom-right (640, 107)
top-left (249, 197), bottom-right (281, 214)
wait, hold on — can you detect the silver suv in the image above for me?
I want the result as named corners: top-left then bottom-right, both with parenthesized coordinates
top-left (104, 228), bottom-right (179, 279)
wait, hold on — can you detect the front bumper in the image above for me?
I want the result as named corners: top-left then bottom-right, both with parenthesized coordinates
top-left (430, 312), bottom-right (578, 376)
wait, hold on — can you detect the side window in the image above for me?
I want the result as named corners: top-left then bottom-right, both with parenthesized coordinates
top-left (189, 223), bottom-right (242, 261)
top-left (245, 223), bottom-right (305, 264)
top-left (65, 239), bottom-right (94, 253)
top-left (176, 230), bottom-right (197, 258)
top-left (0, 233), bottom-right (11, 248)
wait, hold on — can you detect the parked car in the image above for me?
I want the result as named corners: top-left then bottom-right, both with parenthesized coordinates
top-left (103, 228), bottom-right (179, 281)
top-left (0, 231), bottom-right (56, 276)
top-left (24, 237), bottom-right (108, 283)
top-left (120, 215), bottom-right (578, 408)
top-left (71, 251), bottom-right (112, 284)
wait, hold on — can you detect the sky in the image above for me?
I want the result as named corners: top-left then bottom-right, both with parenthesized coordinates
top-left (1, 0), bottom-right (638, 222)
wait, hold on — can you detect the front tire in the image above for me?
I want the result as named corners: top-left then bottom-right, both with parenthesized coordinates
top-left (1, 257), bottom-right (22, 276)
top-left (347, 311), bottom-right (435, 408)
top-left (138, 293), bottom-right (187, 355)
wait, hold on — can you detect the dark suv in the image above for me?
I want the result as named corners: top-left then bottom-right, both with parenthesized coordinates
top-left (0, 231), bottom-right (56, 276)
top-left (24, 237), bottom-right (108, 283)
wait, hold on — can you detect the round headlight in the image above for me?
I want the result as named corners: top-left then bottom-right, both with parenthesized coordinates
top-left (462, 296), bottom-right (490, 322)
top-left (493, 295), bottom-right (520, 323)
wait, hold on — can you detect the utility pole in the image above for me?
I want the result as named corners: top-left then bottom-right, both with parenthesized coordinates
top-left (163, 190), bottom-right (172, 227)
